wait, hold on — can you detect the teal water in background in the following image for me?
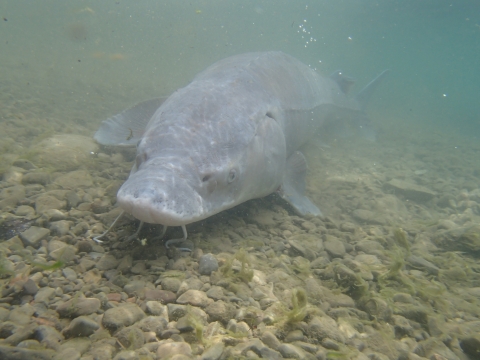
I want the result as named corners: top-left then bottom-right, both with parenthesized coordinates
top-left (1, 0), bottom-right (479, 140)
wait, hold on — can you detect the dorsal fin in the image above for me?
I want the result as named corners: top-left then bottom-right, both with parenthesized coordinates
top-left (355, 70), bottom-right (390, 110)
top-left (94, 97), bottom-right (166, 147)
top-left (330, 70), bottom-right (356, 94)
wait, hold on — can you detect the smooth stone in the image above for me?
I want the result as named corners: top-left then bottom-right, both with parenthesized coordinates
top-left (65, 191), bottom-right (81, 209)
top-left (48, 242), bottom-right (77, 262)
top-left (144, 289), bottom-right (176, 304)
top-left (160, 277), bottom-right (181, 293)
top-left (62, 268), bottom-right (77, 281)
top-left (85, 340), bottom-right (116, 360)
top-left (384, 179), bottom-right (436, 202)
top-left (145, 301), bottom-right (169, 319)
top-left (54, 170), bottom-right (93, 189)
top-left (116, 255), bottom-right (133, 273)
top-left (0, 345), bottom-right (56, 360)
top-left (54, 347), bottom-right (81, 360)
top-left (278, 343), bottom-right (307, 359)
top-left (35, 195), bottom-right (67, 214)
top-left (102, 303), bottom-right (146, 332)
top-left (96, 254), bottom-right (119, 271)
top-left (201, 341), bottom-right (225, 360)
top-left (260, 347), bottom-right (282, 360)
top-left (8, 304), bottom-right (35, 326)
top-left (205, 301), bottom-right (231, 324)
top-left (63, 316), bottom-right (100, 338)
top-left (58, 337), bottom-right (92, 355)
top-left (136, 316), bottom-right (167, 336)
top-left (352, 209), bottom-right (385, 225)
top-left (22, 172), bottom-right (50, 185)
top-left (113, 350), bottom-right (139, 360)
top-left (23, 279), bottom-right (39, 296)
top-left (13, 159), bottom-right (36, 170)
top-left (123, 280), bottom-right (146, 296)
top-left (0, 185), bottom-right (26, 208)
top-left (206, 286), bottom-right (225, 301)
top-left (17, 339), bottom-right (42, 348)
top-left (198, 253), bottom-right (219, 275)
top-left (35, 325), bottom-right (64, 350)
top-left (307, 316), bottom-right (346, 344)
top-left (176, 289), bottom-right (211, 308)
top-left (130, 261), bottom-right (146, 274)
top-left (260, 330), bottom-right (282, 350)
top-left (15, 205), bottom-right (36, 218)
top-left (42, 209), bottom-right (66, 221)
top-left (340, 222), bottom-right (356, 233)
top-left (19, 226), bottom-right (50, 248)
top-left (56, 297), bottom-right (101, 318)
top-left (323, 237), bottom-right (346, 258)
top-left (354, 254), bottom-right (381, 265)
top-left (34, 287), bottom-right (56, 304)
top-left (285, 329), bottom-right (305, 343)
top-left (355, 240), bottom-right (384, 254)
top-left (49, 220), bottom-right (72, 236)
top-left (157, 342), bottom-right (192, 358)
top-left (0, 308), bottom-right (10, 322)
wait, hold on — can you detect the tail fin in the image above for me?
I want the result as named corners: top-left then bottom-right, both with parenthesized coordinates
top-left (355, 70), bottom-right (390, 110)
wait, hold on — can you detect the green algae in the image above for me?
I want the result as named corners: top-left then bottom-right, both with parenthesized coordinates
top-left (219, 248), bottom-right (254, 284)
top-left (285, 288), bottom-right (308, 324)
top-left (393, 227), bottom-right (410, 256)
top-left (185, 306), bottom-right (206, 344)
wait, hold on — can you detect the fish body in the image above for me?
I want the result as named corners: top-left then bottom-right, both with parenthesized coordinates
top-left (95, 51), bottom-right (387, 227)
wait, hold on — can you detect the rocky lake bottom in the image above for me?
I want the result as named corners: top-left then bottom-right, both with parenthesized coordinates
top-left (0, 77), bottom-right (480, 360)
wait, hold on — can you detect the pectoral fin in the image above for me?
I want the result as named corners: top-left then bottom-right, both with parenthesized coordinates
top-left (94, 97), bottom-right (166, 147)
top-left (278, 151), bottom-right (322, 216)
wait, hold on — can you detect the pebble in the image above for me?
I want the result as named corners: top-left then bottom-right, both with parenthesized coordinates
top-left (19, 226), bottom-right (50, 248)
top-left (144, 289), bottom-right (176, 304)
top-left (49, 220), bottom-right (72, 236)
top-left (56, 297), bottom-right (101, 318)
top-left (160, 277), bottom-right (182, 293)
top-left (96, 254), bottom-right (119, 271)
top-left (307, 316), bottom-right (346, 344)
top-left (323, 237), bottom-right (346, 258)
top-left (198, 253), bottom-right (219, 275)
top-left (176, 289), bottom-right (212, 308)
top-left (102, 303), bottom-right (146, 332)
top-left (201, 341), bottom-right (225, 360)
top-left (116, 326), bottom-right (145, 349)
top-left (156, 341), bottom-right (192, 358)
top-left (384, 179), bottom-right (436, 202)
top-left (278, 343), bottom-right (307, 359)
top-left (35, 194), bottom-right (67, 214)
top-left (34, 287), bottom-right (56, 304)
top-left (0, 345), bottom-right (56, 360)
top-left (63, 316), bottom-right (100, 338)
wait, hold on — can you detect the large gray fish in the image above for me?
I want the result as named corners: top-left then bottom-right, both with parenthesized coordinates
top-left (94, 51), bottom-right (387, 242)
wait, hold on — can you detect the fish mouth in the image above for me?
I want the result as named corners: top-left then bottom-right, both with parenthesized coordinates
top-left (116, 169), bottom-right (205, 226)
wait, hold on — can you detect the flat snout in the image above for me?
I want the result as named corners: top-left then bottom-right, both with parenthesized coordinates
top-left (116, 168), bottom-right (204, 226)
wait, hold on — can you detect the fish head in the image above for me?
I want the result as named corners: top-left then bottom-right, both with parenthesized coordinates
top-left (116, 107), bottom-right (287, 227)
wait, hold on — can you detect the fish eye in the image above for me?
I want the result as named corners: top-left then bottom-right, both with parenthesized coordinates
top-left (228, 169), bottom-right (237, 183)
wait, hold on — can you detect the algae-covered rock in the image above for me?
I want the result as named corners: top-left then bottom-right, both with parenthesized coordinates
top-left (433, 224), bottom-right (480, 254)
